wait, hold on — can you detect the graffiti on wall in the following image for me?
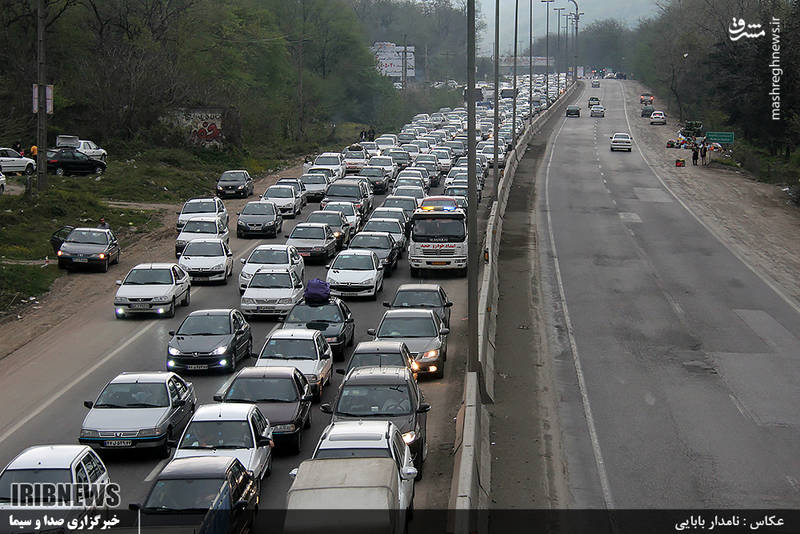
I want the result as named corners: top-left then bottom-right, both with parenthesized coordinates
top-left (169, 109), bottom-right (225, 148)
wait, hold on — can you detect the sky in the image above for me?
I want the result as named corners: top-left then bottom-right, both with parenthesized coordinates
top-left (477, 0), bottom-right (659, 54)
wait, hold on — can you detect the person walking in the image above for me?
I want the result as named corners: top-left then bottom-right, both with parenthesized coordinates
top-left (367, 127), bottom-right (376, 142)
top-left (700, 143), bottom-right (708, 165)
top-left (691, 144), bottom-right (699, 166)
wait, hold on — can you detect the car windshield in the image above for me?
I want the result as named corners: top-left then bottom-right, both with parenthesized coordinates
top-left (177, 315), bottom-right (231, 335)
top-left (433, 151), bottom-right (450, 159)
top-left (286, 303), bottom-right (343, 323)
top-left (223, 377), bottom-right (297, 403)
top-left (396, 179), bottom-right (421, 188)
top-left (144, 478), bottom-right (224, 511)
top-left (359, 168), bottom-right (383, 177)
top-left (219, 172), bottom-right (246, 183)
top-left (0, 469), bottom-right (72, 503)
top-left (395, 188), bottom-right (422, 199)
top-left (309, 168), bottom-right (334, 177)
top-left (66, 229), bottom-right (107, 244)
top-left (265, 187), bottom-right (293, 198)
top-left (344, 150), bottom-right (365, 158)
top-left (393, 290), bottom-right (443, 307)
top-left (241, 203), bottom-right (275, 216)
top-left (315, 156), bottom-right (340, 165)
top-left (411, 217), bottom-right (466, 242)
top-left (350, 235), bottom-right (391, 250)
top-left (124, 268), bottom-right (172, 285)
top-left (324, 204), bottom-right (355, 216)
top-left (248, 249), bottom-right (288, 264)
top-left (260, 339), bottom-right (317, 360)
top-left (183, 241), bottom-right (223, 257)
top-left (95, 382), bottom-right (169, 408)
top-left (444, 187), bottom-right (468, 197)
top-left (361, 142), bottom-right (377, 150)
top-left (182, 202), bottom-right (216, 214)
top-left (307, 213), bottom-right (342, 226)
top-left (390, 152), bottom-right (409, 162)
top-left (277, 181), bottom-right (300, 192)
top-left (179, 420), bottom-right (253, 450)
top-left (290, 226), bottom-right (324, 240)
top-left (301, 174), bottom-right (327, 185)
top-left (349, 353), bottom-right (407, 370)
top-left (249, 272), bottom-right (292, 289)
top-left (614, 134), bottom-right (631, 139)
top-left (371, 158), bottom-right (392, 166)
top-left (332, 254), bottom-right (374, 271)
top-left (182, 220), bottom-right (218, 233)
top-left (326, 184), bottom-right (360, 197)
top-left (383, 198), bottom-right (415, 211)
top-left (364, 221), bottom-right (400, 234)
top-left (336, 385), bottom-right (412, 416)
top-left (377, 316), bottom-right (437, 338)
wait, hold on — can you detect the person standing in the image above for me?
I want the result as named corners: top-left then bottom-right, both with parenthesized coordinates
top-left (359, 130), bottom-right (366, 142)
top-left (691, 144), bottom-right (699, 166)
top-left (700, 143), bottom-right (708, 165)
top-left (97, 217), bottom-right (110, 230)
top-left (29, 144), bottom-right (38, 159)
top-left (367, 127), bottom-right (376, 142)
top-left (12, 141), bottom-right (22, 155)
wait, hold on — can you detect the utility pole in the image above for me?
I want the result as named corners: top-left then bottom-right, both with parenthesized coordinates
top-left (554, 7), bottom-right (564, 94)
top-left (568, 0), bottom-right (580, 82)
top-left (35, 0), bottom-right (48, 192)
top-left (566, 13), bottom-right (573, 82)
top-left (493, 0), bottom-right (500, 194)
top-left (512, 0), bottom-right (519, 148)
top-left (529, 0), bottom-right (533, 115)
top-left (542, 0), bottom-right (554, 100)
top-left (402, 34), bottom-right (408, 90)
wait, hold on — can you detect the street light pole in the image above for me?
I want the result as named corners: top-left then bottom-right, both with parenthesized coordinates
top-left (466, 0), bottom-right (481, 392)
top-left (554, 7), bottom-right (564, 95)
top-left (35, 0), bottom-right (48, 193)
top-left (568, 0), bottom-right (580, 81)
top-left (512, 0), bottom-right (519, 148)
top-left (541, 0), bottom-right (554, 100)
top-left (529, 0), bottom-right (533, 115)
top-left (493, 0), bottom-right (500, 195)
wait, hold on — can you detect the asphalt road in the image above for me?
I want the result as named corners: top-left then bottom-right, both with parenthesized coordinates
top-left (527, 80), bottom-right (800, 508)
top-left (0, 178), bottom-right (473, 511)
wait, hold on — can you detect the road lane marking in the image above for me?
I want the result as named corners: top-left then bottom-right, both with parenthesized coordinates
top-left (618, 212), bottom-right (641, 223)
top-left (544, 116), bottom-right (616, 509)
top-left (145, 459), bottom-right (170, 482)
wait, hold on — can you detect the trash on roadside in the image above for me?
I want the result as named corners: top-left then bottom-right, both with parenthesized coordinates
top-left (676, 159), bottom-right (686, 167)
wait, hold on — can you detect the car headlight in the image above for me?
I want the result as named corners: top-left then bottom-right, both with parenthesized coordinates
top-left (242, 297), bottom-right (255, 304)
top-left (138, 428), bottom-right (163, 437)
top-left (272, 424), bottom-right (297, 433)
top-left (212, 345), bottom-right (229, 355)
top-left (114, 298), bottom-right (127, 305)
top-left (80, 429), bottom-right (99, 438)
top-left (278, 297), bottom-right (293, 304)
top-left (153, 295), bottom-right (171, 303)
top-left (238, 221), bottom-right (247, 227)
top-left (402, 431), bottom-right (417, 444)
top-left (237, 185), bottom-right (245, 189)
top-left (325, 336), bottom-right (339, 342)
top-left (176, 240), bottom-right (186, 246)
top-left (333, 231), bottom-right (342, 238)
top-left (168, 346), bottom-right (181, 356)
top-left (420, 349), bottom-right (439, 360)
top-left (240, 271), bottom-right (253, 279)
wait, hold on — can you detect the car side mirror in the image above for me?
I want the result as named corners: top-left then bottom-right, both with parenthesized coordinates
top-left (227, 252), bottom-right (233, 257)
top-left (115, 280), bottom-right (122, 286)
top-left (168, 330), bottom-right (175, 336)
top-left (345, 317), bottom-right (354, 323)
top-left (325, 264), bottom-right (331, 269)
top-left (440, 327), bottom-right (450, 335)
top-left (321, 351), bottom-right (330, 360)
top-left (176, 252), bottom-right (181, 257)
top-left (174, 399), bottom-right (186, 407)
top-left (376, 265), bottom-right (384, 271)
top-left (175, 211), bottom-right (181, 215)
top-left (445, 301), bottom-right (453, 307)
top-left (320, 403), bottom-right (333, 414)
top-left (367, 328), bottom-right (376, 335)
top-left (236, 212), bottom-right (240, 215)
top-left (128, 503), bottom-right (141, 512)
top-left (401, 466), bottom-right (418, 481)
top-left (234, 499), bottom-right (248, 512)
top-left (240, 258), bottom-right (246, 264)
top-left (301, 392), bottom-right (313, 401)
top-left (257, 436), bottom-right (271, 447)
top-left (83, 400), bottom-right (93, 409)
top-left (289, 468), bottom-right (299, 479)
top-left (213, 394), bottom-right (223, 402)
top-left (382, 301), bottom-right (391, 307)
top-left (417, 402), bottom-right (432, 413)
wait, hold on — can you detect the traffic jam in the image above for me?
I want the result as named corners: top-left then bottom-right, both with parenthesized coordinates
top-left (1, 99), bottom-right (526, 531)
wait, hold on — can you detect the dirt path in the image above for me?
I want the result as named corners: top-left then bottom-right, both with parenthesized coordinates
top-left (0, 161), bottom-right (304, 359)
top-left (622, 81), bottom-right (800, 304)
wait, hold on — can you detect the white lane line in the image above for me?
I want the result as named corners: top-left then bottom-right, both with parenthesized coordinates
top-left (544, 117), bottom-right (616, 509)
top-left (618, 80), bottom-right (800, 316)
top-left (145, 459), bottom-right (169, 482)
top-left (0, 322), bottom-right (157, 444)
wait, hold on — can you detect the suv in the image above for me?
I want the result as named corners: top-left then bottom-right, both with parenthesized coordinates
top-left (321, 179), bottom-right (373, 215)
top-left (176, 197), bottom-right (228, 232)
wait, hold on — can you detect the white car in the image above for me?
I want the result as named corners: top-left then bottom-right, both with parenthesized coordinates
top-left (342, 146), bottom-right (369, 174)
top-left (650, 111), bottom-right (667, 125)
top-left (431, 149), bottom-right (453, 172)
top-left (610, 132), bottom-right (633, 152)
top-left (239, 244), bottom-right (304, 294)
top-left (176, 197), bottom-right (228, 232)
top-left (262, 184), bottom-right (302, 218)
top-left (590, 105), bottom-right (606, 117)
top-left (0, 171), bottom-right (5, 195)
top-left (174, 404), bottom-right (273, 482)
top-left (175, 216), bottom-right (230, 257)
top-left (240, 267), bottom-right (304, 318)
top-left (369, 156), bottom-right (398, 180)
top-left (313, 152), bottom-right (346, 181)
top-left (323, 201), bottom-right (362, 231)
top-left (375, 136), bottom-right (396, 152)
top-left (360, 141), bottom-right (381, 158)
top-left (77, 140), bottom-right (107, 161)
top-left (326, 249), bottom-right (384, 299)
top-left (177, 238), bottom-right (234, 284)
top-left (481, 145), bottom-right (505, 167)
top-left (256, 328), bottom-right (333, 400)
top-left (300, 173), bottom-right (330, 202)
top-left (0, 148), bottom-right (36, 175)
top-left (114, 263), bottom-right (191, 319)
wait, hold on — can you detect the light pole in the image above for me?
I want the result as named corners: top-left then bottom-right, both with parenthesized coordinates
top-left (554, 7), bottom-right (564, 94)
top-left (566, 13), bottom-right (573, 82)
top-left (541, 0), bottom-right (554, 100)
top-left (529, 0), bottom-right (533, 116)
top-left (512, 0), bottom-right (519, 148)
top-left (568, 0), bottom-right (580, 81)
top-left (493, 0), bottom-right (500, 194)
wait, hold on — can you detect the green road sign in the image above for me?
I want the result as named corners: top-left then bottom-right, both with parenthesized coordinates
top-left (705, 131), bottom-right (735, 144)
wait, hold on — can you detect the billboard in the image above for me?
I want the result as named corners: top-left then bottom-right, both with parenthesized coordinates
top-left (372, 42), bottom-right (415, 78)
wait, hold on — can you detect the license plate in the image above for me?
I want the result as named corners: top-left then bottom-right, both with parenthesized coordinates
top-left (187, 364), bottom-right (208, 370)
top-left (340, 291), bottom-right (360, 296)
top-left (130, 303), bottom-right (150, 309)
top-left (104, 440), bottom-right (132, 447)
top-left (257, 306), bottom-right (275, 312)
top-left (73, 258), bottom-right (88, 263)
top-left (193, 276), bottom-right (208, 281)
top-left (300, 252), bottom-right (310, 257)
top-left (430, 261), bottom-right (448, 265)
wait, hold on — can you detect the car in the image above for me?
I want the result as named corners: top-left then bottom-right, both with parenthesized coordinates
top-left (342, 145), bottom-right (369, 174)
top-left (340, 341), bottom-right (417, 377)
top-left (326, 249), bottom-right (385, 300)
top-left (481, 144), bottom-right (505, 168)
top-left (306, 166), bottom-right (336, 183)
top-left (391, 186), bottom-right (425, 206)
top-left (367, 156), bottom-right (397, 181)
top-left (347, 231), bottom-right (401, 274)
top-left (370, 207), bottom-right (410, 236)
top-left (321, 367), bottom-right (430, 472)
top-left (167, 309), bottom-right (253, 373)
top-left (400, 143), bottom-right (420, 160)
top-left (0, 170), bottom-right (5, 195)
top-left (216, 170), bottom-right (254, 198)
top-left (650, 111), bottom-right (667, 125)
top-left (641, 104), bottom-right (655, 117)
top-left (588, 97), bottom-right (600, 109)
top-left (359, 166), bottom-right (390, 194)
top-left (443, 185), bottom-right (468, 200)
top-left (640, 92), bottom-right (654, 104)
top-left (323, 201), bottom-right (362, 231)
top-left (313, 152), bottom-right (346, 181)
top-left (55, 227), bottom-right (121, 272)
top-left (443, 140), bottom-right (466, 157)
top-left (114, 263), bottom-right (191, 319)
top-left (320, 179), bottom-right (373, 215)
top-left (173, 403), bottom-right (273, 482)
top-left (394, 174), bottom-right (427, 192)
top-left (178, 238), bottom-right (234, 284)
top-left (412, 160), bottom-right (441, 186)
top-left (240, 267), bottom-right (304, 319)
top-left (591, 80), bottom-right (600, 88)
top-left (590, 105), bottom-right (606, 117)
top-left (361, 218), bottom-right (406, 251)
top-left (276, 177), bottom-right (309, 207)
top-left (382, 195), bottom-right (419, 220)
top-left (176, 197), bottom-right (228, 232)
top-left (565, 105), bottom-right (581, 117)
top-left (431, 148), bottom-right (453, 172)
top-left (79, 372), bottom-right (196, 457)
top-left (45, 148), bottom-right (106, 176)
top-left (255, 328), bottom-right (333, 401)
top-left (239, 244), bottom-right (304, 293)
top-left (175, 216), bottom-right (230, 257)
top-left (386, 148), bottom-right (412, 170)
top-left (214, 366), bottom-right (313, 453)
top-left (55, 136), bottom-right (108, 162)
top-left (610, 132), bottom-right (633, 152)
top-left (134, 456), bottom-right (258, 533)
top-left (282, 297), bottom-right (355, 359)
top-left (368, 308), bottom-right (449, 378)
top-left (299, 173), bottom-right (330, 202)
top-left (360, 141), bottom-right (381, 158)
top-left (384, 284), bottom-right (452, 328)
top-left (419, 196), bottom-right (458, 213)
top-left (305, 210), bottom-right (352, 249)
top-left (262, 184), bottom-right (302, 218)
top-left (0, 148), bottom-right (35, 175)
top-left (236, 200), bottom-right (283, 238)
top-left (375, 136), bottom-right (397, 151)
top-left (285, 222), bottom-right (338, 261)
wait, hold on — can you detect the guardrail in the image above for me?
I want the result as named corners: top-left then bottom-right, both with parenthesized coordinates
top-left (450, 81), bottom-right (580, 533)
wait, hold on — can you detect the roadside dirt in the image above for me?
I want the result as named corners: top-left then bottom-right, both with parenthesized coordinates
top-left (622, 81), bottom-right (800, 304)
top-left (0, 161), bottom-right (303, 360)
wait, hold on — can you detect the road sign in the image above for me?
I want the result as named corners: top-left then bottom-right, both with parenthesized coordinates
top-left (32, 84), bottom-right (53, 114)
top-left (705, 131), bottom-right (734, 144)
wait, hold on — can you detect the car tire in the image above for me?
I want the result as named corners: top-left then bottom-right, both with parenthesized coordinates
top-left (100, 259), bottom-right (109, 273)
top-left (304, 410), bottom-right (312, 429)
top-left (112, 251), bottom-right (120, 265)
top-left (237, 230), bottom-right (243, 238)
top-left (55, 167), bottom-right (65, 176)
top-left (292, 430), bottom-right (302, 454)
top-left (158, 429), bottom-right (173, 459)
top-left (434, 359), bottom-right (445, 378)
top-left (166, 299), bottom-right (176, 318)
top-left (25, 164), bottom-right (34, 175)
top-left (181, 287), bottom-right (191, 306)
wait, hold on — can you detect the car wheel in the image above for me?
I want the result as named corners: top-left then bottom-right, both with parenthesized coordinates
top-left (347, 328), bottom-right (355, 347)
top-left (181, 287), bottom-right (191, 306)
top-left (304, 410), bottom-right (312, 429)
top-left (434, 360), bottom-right (445, 379)
top-left (100, 258), bottom-right (109, 273)
top-left (292, 430), bottom-right (302, 454)
top-left (95, 166), bottom-right (105, 175)
top-left (166, 299), bottom-right (176, 318)
top-left (222, 268), bottom-right (229, 285)
top-left (158, 429), bottom-right (173, 458)
top-left (25, 164), bottom-right (34, 175)
top-left (55, 167), bottom-right (65, 176)
top-left (112, 251), bottom-right (120, 265)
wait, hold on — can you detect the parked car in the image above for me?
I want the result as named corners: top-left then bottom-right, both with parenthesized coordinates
top-left (240, 267), bottom-right (304, 319)
top-left (167, 309), bottom-right (253, 373)
top-left (239, 244), bottom-right (304, 294)
top-left (340, 341), bottom-right (417, 377)
top-left (384, 283), bottom-right (452, 327)
top-left (213, 366), bottom-right (313, 453)
top-left (300, 173), bottom-right (330, 202)
top-left (177, 238), bottom-right (234, 284)
top-left (114, 263), bottom-right (191, 319)
top-left (175, 216), bottom-right (230, 257)
top-left (347, 231), bottom-right (401, 273)
top-left (368, 309), bottom-right (449, 378)
top-left (80, 372), bottom-right (196, 457)
top-left (610, 132), bottom-right (633, 152)
top-left (45, 148), bottom-right (106, 176)
top-left (305, 210), bottom-right (352, 249)
top-left (649, 111), bottom-right (667, 125)
top-left (262, 185), bottom-right (303, 218)
top-left (216, 170), bottom-right (254, 198)
top-left (55, 227), bottom-right (120, 272)
top-left (236, 200), bottom-right (283, 238)
top-left (255, 328), bottom-right (333, 401)
top-left (0, 170), bottom-right (5, 195)
top-left (0, 147), bottom-right (36, 174)
top-left (285, 223), bottom-right (338, 261)
top-left (56, 136), bottom-right (107, 162)
top-left (282, 297), bottom-right (355, 360)
top-left (176, 197), bottom-right (228, 232)
top-left (326, 249), bottom-right (385, 300)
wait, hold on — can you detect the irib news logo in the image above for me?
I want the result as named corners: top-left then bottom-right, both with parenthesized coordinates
top-left (9, 483), bottom-right (121, 509)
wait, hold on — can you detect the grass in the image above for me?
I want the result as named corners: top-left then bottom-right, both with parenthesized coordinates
top-left (727, 141), bottom-right (800, 186)
top-left (0, 263), bottom-right (62, 313)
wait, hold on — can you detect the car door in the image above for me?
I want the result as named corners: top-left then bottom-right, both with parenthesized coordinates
top-left (171, 266), bottom-right (189, 300)
top-left (0, 149), bottom-right (13, 172)
top-left (373, 253), bottom-right (383, 288)
top-left (50, 225), bottom-right (74, 254)
top-left (107, 231), bottom-right (120, 260)
top-left (290, 271), bottom-right (303, 303)
top-left (170, 376), bottom-right (194, 428)
top-left (232, 311), bottom-right (250, 361)
top-left (324, 227), bottom-right (336, 256)
top-left (439, 287), bottom-right (451, 326)
top-left (315, 334), bottom-right (332, 384)
top-left (223, 242), bottom-right (233, 274)
top-left (225, 464), bottom-right (247, 532)
top-left (73, 151), bottom-right (92, 173)
top-left (216, 199), bottom-right (228, 227)
top-left (218, 220), bottom-right (230, 244)
top-left (166, 378), bottom-right (189, 429)
top-left (288, 247), bottom-right (304, 279)
top-left (294, 371), bottom-right (311, 425)
top-left (249, 410), bottom-right (271, 479)
top-left (339, 301), bottom-right (354, 342)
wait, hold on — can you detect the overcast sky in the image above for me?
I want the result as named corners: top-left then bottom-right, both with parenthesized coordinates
top-left (477, 0), bottom-right (659, 54)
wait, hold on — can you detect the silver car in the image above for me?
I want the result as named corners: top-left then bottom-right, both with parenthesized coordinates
top-left (367, 308), bottom-right (449, 379)
top-left (79, 372), bottom-right (196, 457)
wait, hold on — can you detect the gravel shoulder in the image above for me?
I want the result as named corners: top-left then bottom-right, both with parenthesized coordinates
top-left (622, 80), bottom-right (800, 305)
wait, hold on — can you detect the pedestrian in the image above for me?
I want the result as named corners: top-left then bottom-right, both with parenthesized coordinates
top-left (359, 130), bottom-right (366, 142)
top-left (97, 217), bottom-right (110, 230)
top-left (367, 127), bottom-right (376, 142)
top-left (29, 144), bottom-right (38, 159)
top-left (700, 143), bottom-right (708, 165)
top-left (12, 141), bottom-right (22, 155)
top-left (691, 144), bottom-right (699, 166)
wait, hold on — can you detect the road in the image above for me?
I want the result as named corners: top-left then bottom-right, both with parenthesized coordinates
top-left (0, 176), bottom-right (475, 511)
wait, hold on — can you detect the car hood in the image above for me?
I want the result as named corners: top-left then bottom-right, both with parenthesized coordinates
top-left (379, 336), bottom-right (441, 355)
top-left (176, 232), bottom-right (220, 242)
top-left (304, 184), bottom-right (326, 192)
top-left (116, 285), bottom-right (174, 299)
top-left (255, 401), bottom-right (300, 426)
top-left (349, 247), bottom-right (390, 261)
top-left (173, 448), bottom-right (254, 473)
top-left (59, 242), bottom-right (107, 254)
top-left (83, 407), bottom-right (170, 431)
top-left (283, 321), bottom-right (344, 337)
top-left (171, 334), bottom-right (232, 353)
top-left (238, 214), bottom-right (276, 224)
top-left (286, 238), bottom-right (324, 248)
top-left (327, 270), bottom-right (376, 284)
top-left (265, 197), bottom-right (295, 206)
top-left (332, 413), bottom-right (415, 435)
top-left (178, 256), bottom-right (225, 269)
top-left (243, 287), bottom-right (294, 298)
top-left (178, 213), bottom-right (215, 224)
top-left (241, 262), bottom-right (290, 277)
top-left (257, 358), bottom-right (320, 376)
